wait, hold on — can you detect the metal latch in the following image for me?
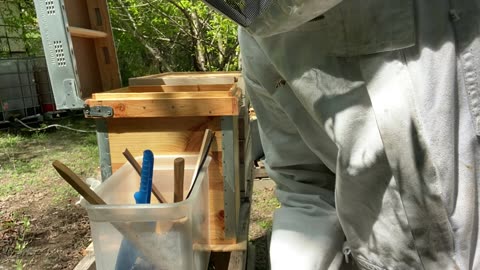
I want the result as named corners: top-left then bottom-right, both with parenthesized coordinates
top-left (84, 105), bottom-right (114, 118)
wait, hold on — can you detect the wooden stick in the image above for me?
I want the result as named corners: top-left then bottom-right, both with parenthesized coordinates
top-left (186, 129), bottom-right (214, 198)
top-left (122, 148), bottom-right (168, 203)
top-left (122, 148), bottom-right (142, 175)
top-left (151, 185), bottom-right (168, 204)
top-left (52, 160), bottom-right (164, 268)
top-left (174, 158), bottom-right (185, 202)
top-left (52, 160), bottom-right (105, 204)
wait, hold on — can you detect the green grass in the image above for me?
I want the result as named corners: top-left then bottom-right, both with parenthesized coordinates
top-left (258, 219), bottom-right (273, 230)
top-left (1, 210), bottom-right (32, 257)
top-left (52, 185), bottom-right (80, 204)
top-left (0, 116), bottom-right (99, 203)
top-left (14, 215), bottom-right (31, 254)
top-left (1, 210), bottom-right (32, 270)
top-left (15, 258), bottom-right (23, 270)
top-left (0, 134), bottom-right (22, 148)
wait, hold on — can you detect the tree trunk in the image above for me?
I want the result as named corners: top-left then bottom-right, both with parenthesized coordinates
top-left (112, 0), bottom-right (173, 72)
top-left (191, 11), bottom-right (207, 71)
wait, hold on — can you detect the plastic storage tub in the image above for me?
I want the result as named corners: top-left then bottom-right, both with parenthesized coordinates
top-left (84, 155), bottom-right (211, 270)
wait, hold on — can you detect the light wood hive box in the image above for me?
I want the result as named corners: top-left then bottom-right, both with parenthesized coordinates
top-left (85, 72), bottom-right (251, 246)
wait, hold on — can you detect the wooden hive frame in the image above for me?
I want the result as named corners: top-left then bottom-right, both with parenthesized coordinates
top-left (85, 72), bottom-right (251, 246)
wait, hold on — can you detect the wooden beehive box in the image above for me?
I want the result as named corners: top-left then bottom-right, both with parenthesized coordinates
top-left (34, 0), bottom-right (254, 253)
top-left (84, 72), bottom-right (250, 246)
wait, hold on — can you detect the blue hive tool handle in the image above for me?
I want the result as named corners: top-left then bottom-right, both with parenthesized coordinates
top-left (116, 150), bottom-right (155, 270)
top-left (134, 150), bottom-right (154, 204)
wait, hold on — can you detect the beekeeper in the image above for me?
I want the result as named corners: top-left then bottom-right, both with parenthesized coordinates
top-left (203, 0), bottom-right (480, 269)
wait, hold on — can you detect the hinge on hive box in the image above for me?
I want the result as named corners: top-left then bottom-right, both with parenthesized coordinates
top-left (84, 105), bottom-right (114, 118)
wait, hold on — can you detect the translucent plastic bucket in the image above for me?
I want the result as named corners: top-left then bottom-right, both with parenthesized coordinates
top-left (84, 155), bottom-right (211, 270)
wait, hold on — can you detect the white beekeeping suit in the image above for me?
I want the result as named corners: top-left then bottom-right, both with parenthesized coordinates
top-left (204, 0), bottom-right (480, 269)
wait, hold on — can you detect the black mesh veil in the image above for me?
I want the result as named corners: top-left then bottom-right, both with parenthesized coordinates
top-left (203, 0), bottom-right (273, 27)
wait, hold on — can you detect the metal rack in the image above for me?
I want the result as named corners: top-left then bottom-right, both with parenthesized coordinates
top-left (0, 56), bottom-right (55, 124)
top-left (0, 1), bottom-right (27, 58)
top-left (32, 57), bottom-right (56, 112)
top-left (0, 57), bottom-right (40, 122)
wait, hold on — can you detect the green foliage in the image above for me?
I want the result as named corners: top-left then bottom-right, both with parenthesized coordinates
top-left (108, 0), bottom-right (239, 81)
top-left (15, 259), bottom-right (23, 270)
top-left (15, 259), bottom-right (24, 270)
top-left (0, 0), bottom-right (43, 56)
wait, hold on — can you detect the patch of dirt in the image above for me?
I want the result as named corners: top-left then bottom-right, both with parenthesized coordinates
top-left (0, 179), bottom-right (277, 270)
top-left (249, 179), bottom-right (277, 270)
top-left (0, 117), bottom-right (96, 269)
top-left (1, 190), bottom-right (91, 270)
